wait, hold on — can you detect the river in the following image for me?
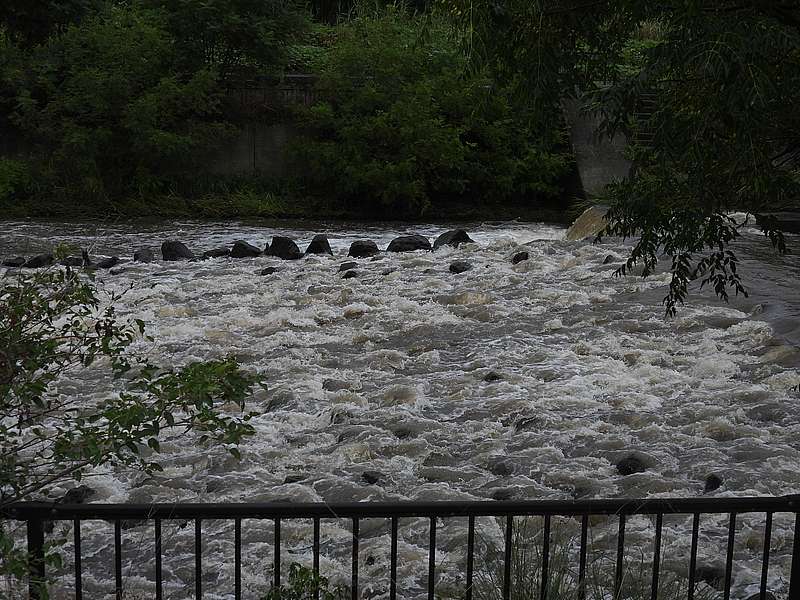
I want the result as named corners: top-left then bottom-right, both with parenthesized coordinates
top-left (1, 219), bottom-right (798, 600)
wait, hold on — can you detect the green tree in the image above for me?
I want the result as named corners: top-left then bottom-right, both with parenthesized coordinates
top-left (443, 0), bottom-right (799, 313)
top-left (291, 6), bottom-right (569, 217)
top-left (138, 0), bottom-right (309, 80)
top-left (0, 0), bottom-right (104, 45)
top-left (5, 4), bottom-right (235, 207)
top-left (0, 266), bottom-right (260, 589)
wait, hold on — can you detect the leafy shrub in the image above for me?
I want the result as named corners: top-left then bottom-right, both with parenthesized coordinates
top-left (0, 158), bottom-right (29, 204)
top-left (288, 7), bottom-right (570, 218)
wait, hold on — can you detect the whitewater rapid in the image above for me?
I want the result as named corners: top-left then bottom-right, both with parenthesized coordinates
top-left (1, 219), bottom-right (798, 600)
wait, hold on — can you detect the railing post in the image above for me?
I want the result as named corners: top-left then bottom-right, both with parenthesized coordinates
top-left (26, 517), bottom-right (45, 600)
top-left (790, 511), bottom-right (800, 600)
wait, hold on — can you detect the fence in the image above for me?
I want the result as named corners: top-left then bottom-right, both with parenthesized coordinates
top-left (3, 495), bottom-right (800, 600)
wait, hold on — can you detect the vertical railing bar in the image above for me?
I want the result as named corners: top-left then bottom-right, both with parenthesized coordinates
top-left (352, 518), bottom-right (359, 600)
top-left (615, 514), bottom-right (626, 599)
top-left (428, 517), bottom-right (436, 600)
top-left (275, 518), bottom-right (282, 592)
top-left (155, 519), bottom-right (163, 600)
top-left (390, 517), bottom-right (398, 600)
top-left (73, 518), bottom-right (82, 600)
top-left (503, 516), bottom-right (512, 600)
top-left (235, 519), bottom-right (242, 600)
top-left (650, 513), bottom-right (663, 600)
top-left (578, 514), bottom-right (588, 600)
top-left (466, 515), bottom-right (475, 600)
top-left (760, 512), bottom-right (772, 600)
top-left (313, 518), bottom-right (321, 600)
top-left (723, 513), bottom-right (736, 600)
top-left (540, 515), bottom-right (551, 600)
top-left (688, 513), bottom-right (700, 600)
top-left (789, 511), bottom-right (800, 600)
top-left (115, 520), bottom-right (122, 600)
top-left (195, 518), bottom-right (202, 600)
top-left (27, 517), bottom-right (45, 600)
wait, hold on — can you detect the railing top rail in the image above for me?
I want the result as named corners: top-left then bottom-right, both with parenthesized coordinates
top-left (3, 495), bottom-right (799, 521)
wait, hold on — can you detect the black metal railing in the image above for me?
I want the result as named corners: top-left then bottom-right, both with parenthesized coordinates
top-left (3, 495), bottom-right (800, 600)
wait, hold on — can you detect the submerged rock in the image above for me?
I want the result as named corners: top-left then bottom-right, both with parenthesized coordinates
top-left (230, 240), bottom-right (262, 258)
top-left (305, 234), bottom-right (333, 255)
top-left (133, 248), bottom-right (155, 263)
top-left (434, 229), bottom-right (474, 250)
top-left (387, 234), bottom-right (431, 253)
top-left (23, 254), bottom-right (54, 268)
top-left (60, 485), bottom-right (96, 504)
top-left (362, 471), bottom-right (386, 485)
top-left (342, 270), bottom-right (359, 279)
top-left (704, 473), bottom-right (723, 493)
top-left (449, 260), bottom-right (473, 274)
top-left (603, 254), bottom-right (617, 265)
top-left (483, 371), bottom-right (502, 382)
top-left (202, 247), bottom-right (230, 259)
top-left (94, 256), bottom-right (119, 269)
top-left (694, 565), bottom-right (725, 590)
top-left (512, 251), bottom-right (529, 265)
top-left (616, 455), bottom-right (647, 476)
top-left (60, 256), bottom-right (83, 267)
top-left (260, 267), bottom-right (281, 276)
top-left (2, 256), bottom-right (25, 267)
top-left (161, 240), bottom-right (194, 261)
top-left (268, 236), bottom-right (302, 260)
top-left (348, 240), bottom-right (379, 258)
top-left (338, 261), bottom-right (358, 272)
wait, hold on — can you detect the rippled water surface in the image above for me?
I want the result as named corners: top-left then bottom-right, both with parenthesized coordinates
top-left (2, 219), bottom-right (799, 600)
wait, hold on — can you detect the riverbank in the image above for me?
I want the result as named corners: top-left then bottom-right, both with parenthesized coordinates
top-left (4, 192), bottom-right (579, 224)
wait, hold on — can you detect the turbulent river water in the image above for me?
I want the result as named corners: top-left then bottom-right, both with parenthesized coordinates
top-left (2, 219), bottom-right (799, 600)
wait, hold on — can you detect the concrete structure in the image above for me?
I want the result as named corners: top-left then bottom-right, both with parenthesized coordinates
top-left (562, 99), bottom-right (632, 198)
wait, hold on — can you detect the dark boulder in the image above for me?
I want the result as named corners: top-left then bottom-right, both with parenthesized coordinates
top-left (268, 236), bottom-right (302, 260)
top-left (161, 240), bottom-right (194, 261)
top-left (305, 234), bottom-right (333, 255)
top-left (694, 565), bottom-right (725, 590)
top-left (348, 240), bottom-right (379, 258)
top-left (387, 234), bottom-right (431, 253)
top-left (202, 247), bottom-right (230, 259)
top-left (603, 254), bottom-right (616, 265)
top-left (491, 488), bottom-right (516, 501)
top-left (338, 261), bottom-right (358, 273)
top-left (61, 485), bottom-right (96, 504)
top-left (434, 229), bottom-right (474, 250)
top-left (60, 256), bottom-right (83, 267)
top-left (260, 267), bottom-right (281, 276)
top-left (704, 473), bottom-right (723, 493)
top-left (23, 254), bottom-right (54, 268)
top-left (362, 471), bottom-right (385, 485)
top-left (342, 270), bottom-right (359, 279)
top-left (616, 455), bottom-right (647, 476)
top-left (484, 371), bottom-right (502, 382)
top-left (94, 256), bottom-right (119, 270)
top-left (230, 240), bottom-right (262, 258)
top-left (449, 260), bottom-right (473, 274)
top-left (512, 251), bottom-right (529, 265)
top-left (283, 474), bottom-right (306, 484)
top-left (133, 248), bottom-right (155, 263)
top-left (2, 256), bottom-right (25, 268)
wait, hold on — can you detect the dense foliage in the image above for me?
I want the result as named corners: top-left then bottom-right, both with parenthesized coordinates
top-left (0, 1), bottom-right (572, 219)
top-left (0, 265), bottom-right (260, 589)
top-left (444, 0), bottom-right (800, 311)
top-left (0, 0), bottom-right (308, 213)
top-left (290, 7), bottom-right (570, 218)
